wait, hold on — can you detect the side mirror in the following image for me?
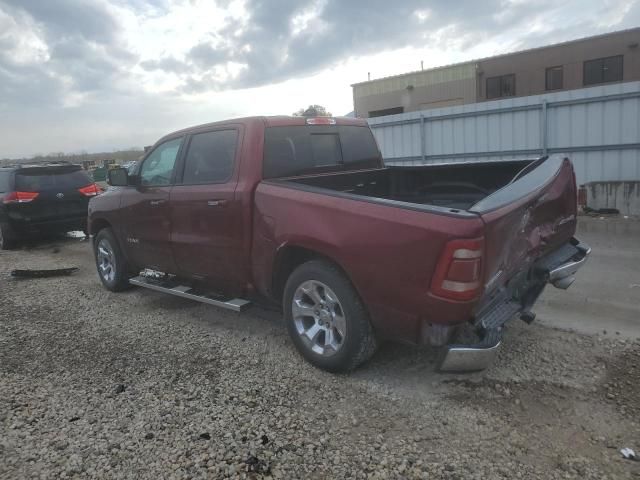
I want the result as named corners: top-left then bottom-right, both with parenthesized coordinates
top-left (107, 168), bottom-right (129, 186)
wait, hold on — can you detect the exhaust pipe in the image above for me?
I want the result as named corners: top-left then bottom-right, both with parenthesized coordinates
top-left (548, 242), bottom-right (591, 290)
top-left (439, 340), bottom-right (501, 372)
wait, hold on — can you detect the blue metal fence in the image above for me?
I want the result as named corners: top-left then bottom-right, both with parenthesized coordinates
top-left (368, 81), bottom-right (640, 184)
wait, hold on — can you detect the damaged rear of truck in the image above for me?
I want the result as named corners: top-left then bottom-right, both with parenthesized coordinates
top-left (255, 128), bottom-right (590, 371)
top-left (438, 156), bottom-right (590, 370)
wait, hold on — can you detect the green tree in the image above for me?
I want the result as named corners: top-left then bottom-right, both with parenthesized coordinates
top-left (293, 104), bottom-right (332, 117)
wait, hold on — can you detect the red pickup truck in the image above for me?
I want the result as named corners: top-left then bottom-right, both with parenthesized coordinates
top-left (88, 116), bottom-right (589, 372)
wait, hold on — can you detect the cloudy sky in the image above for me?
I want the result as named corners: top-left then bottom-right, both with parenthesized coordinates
top-left (0, 0), bottom-right (638, 158)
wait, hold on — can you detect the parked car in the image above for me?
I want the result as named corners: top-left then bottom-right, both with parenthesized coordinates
top-left (88, 116), bottom-right (589, 372)
top-left (0, 162), bottom-right (102, 249)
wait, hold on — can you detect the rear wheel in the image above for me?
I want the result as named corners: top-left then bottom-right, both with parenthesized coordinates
top-left (0, 222), bottom-right (17, 250)
top-left (283, 260), bottom-right (377, 372)
top-left (94, 228), bottom-right (132, 291)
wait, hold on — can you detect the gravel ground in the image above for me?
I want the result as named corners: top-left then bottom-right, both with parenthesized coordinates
top-left (1, 235), bottom-right (639, 479)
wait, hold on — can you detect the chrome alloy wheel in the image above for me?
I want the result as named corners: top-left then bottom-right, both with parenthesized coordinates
top-left (97, 238), bottom-right (116, 283)
top-left (292, 280), bottom-right (347, 356)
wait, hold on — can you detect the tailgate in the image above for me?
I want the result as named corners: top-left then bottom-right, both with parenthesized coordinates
top-left (470, 156), bottom-right (577, 294)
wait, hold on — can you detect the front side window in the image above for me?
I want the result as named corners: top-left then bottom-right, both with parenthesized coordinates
top-left (140, 137), bottom-right (182, 186)
top-left (182, 130), bottom-right (238, 184)
top-left (486, 74), bottom-right (515, 99)
top-left (584, 55), bottom-right (623, 85)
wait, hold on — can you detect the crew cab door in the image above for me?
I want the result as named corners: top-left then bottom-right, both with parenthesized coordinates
top-left (119, 136), bottom-right (183, 272)
top-left (169, 127), bottom-right (244, 291)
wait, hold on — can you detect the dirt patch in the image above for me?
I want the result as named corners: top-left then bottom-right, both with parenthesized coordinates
top-left (602, 341), bottom-right (640, 415)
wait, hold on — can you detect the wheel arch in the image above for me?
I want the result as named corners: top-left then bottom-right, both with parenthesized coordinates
top-left (90, 217), bottom-right (112, 237)
top-left (271, 244), bottom-right (360, 306)
top-left (90, 218), bottom-right (135, 270)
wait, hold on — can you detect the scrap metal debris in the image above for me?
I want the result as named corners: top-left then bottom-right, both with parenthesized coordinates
top-left (621, 448), bottom-right (637, 460)
top-left (11, 267), bottom-right (78, 278)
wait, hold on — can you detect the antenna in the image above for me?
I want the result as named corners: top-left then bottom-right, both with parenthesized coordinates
top-left (421, 60), bottom-right (424, 70)
top-left (367, 72), bottom-right (371, 81)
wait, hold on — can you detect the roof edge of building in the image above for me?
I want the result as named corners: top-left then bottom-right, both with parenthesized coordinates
top-left (351, 26), bottom-right (640, 88)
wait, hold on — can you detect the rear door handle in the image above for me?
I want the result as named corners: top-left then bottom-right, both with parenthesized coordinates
top-left (149, 199), bottom-right (166, 206)
top-left (207, 199), bottom-right (228, 207)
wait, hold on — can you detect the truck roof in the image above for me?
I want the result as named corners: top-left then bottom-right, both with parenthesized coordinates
top-left (156, 116), bottom-right (368, 145)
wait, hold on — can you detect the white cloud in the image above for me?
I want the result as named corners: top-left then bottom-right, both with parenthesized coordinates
top-left (0, 0), bottom-right (638, 158)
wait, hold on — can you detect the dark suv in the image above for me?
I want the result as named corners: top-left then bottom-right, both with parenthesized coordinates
top-left (0, 162), bottom-right (101, 249)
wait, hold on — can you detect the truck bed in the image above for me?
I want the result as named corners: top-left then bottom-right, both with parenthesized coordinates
top-left (260, 155), bottom-right (578, 316)
top-left (284, 160), bottom-right (534, 211)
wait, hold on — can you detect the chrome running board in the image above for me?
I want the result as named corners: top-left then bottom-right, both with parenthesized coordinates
top-left (129, 275), bottom-right (251, 312)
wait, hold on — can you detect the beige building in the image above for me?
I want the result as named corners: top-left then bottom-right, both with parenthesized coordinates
top-left (352, 28), bottom-right (640, 118)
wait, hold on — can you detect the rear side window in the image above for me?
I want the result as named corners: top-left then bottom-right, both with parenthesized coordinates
top-left (0, 172), bottom-right (11, 193)
top-left (15, 168), bottom-right (91, 191)
top-left (182, 129), bottom-right (238, 184)
top-left (263, 125), bottom-right (380, 178)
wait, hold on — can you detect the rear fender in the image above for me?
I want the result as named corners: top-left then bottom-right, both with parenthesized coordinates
top-left (271, 240), bottom-right (357, 303)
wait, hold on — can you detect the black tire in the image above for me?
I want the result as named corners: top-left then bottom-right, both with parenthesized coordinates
top-left (283, 260), bottom-right (377, 372)
top-left (94, 228), bottom-right (132, 292)
top-left (0, 221), bottom-right (17, 250)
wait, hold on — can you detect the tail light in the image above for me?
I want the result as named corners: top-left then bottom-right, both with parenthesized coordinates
top-left (430, 237), bottom-right (484, 301)
top-left (78, 183), bottom-right (102, 197)
top-left (306, 117), bottom-right (336, 125)
top-left (3, 191), bottom-right (39, 204)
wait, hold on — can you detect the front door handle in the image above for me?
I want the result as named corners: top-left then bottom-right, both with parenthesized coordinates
top-left (207, 199), bottom-right (228, 207)
top-left (149, 199), bottom-right (166, 206)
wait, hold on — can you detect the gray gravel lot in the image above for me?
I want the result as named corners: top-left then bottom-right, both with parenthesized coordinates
top-left (1, 220), bottom-right (639, 479)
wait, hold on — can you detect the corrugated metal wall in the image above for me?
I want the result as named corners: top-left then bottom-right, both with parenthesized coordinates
top-left (368, 81), bottom-right (640, 184)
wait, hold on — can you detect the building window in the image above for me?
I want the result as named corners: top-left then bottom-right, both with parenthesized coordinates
top-left (545, 66), bottom-right (563, 90)
top-left (486, 74), bottom-right (515, 99)
top-left (368, 106), bottom-right (404, 118)
top-left (583, 55), bottom-right (623, 86)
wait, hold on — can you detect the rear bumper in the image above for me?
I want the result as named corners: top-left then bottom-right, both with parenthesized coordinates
top-left (9, 216), bottom-right (87, 235)
top-left (439, 237), bottom-right (590, 372)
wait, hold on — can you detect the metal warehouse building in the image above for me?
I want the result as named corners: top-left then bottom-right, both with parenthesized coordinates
top-left (352, 28), bottom-right (640, 118)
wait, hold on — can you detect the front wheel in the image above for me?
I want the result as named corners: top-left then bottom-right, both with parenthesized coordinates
top-left (94, 228), bottom-right (132, 291)
top-left (283, 260), bottom-right (377, 372)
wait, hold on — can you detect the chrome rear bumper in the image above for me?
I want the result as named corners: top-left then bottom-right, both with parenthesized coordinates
top-left (438, 238), bottom-right (590, 372)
